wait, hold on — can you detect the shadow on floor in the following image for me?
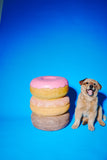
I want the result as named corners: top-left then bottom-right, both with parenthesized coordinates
top-left (67, 86), bottom-right (77, 124)
top-left (98, 92), bottom-right (107, 114)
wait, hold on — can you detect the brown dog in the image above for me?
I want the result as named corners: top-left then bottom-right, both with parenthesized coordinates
top-left (72, 78), bottom-right (106, 131)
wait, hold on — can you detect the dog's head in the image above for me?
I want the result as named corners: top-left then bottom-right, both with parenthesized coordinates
top-left (79, 78), bottom-right (102, 99)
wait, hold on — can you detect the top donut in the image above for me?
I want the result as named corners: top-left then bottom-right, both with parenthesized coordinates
top-left (30, 76), bottom-right (69, 99)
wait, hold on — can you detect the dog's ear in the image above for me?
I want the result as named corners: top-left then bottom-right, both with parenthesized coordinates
top-left (97, 82), bottom-right (102, 90)
top-left (79, 78), bottom-right (87, 85)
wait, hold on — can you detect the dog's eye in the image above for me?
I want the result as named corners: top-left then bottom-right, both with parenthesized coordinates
top-left (94, 83), bottom-right (96, 85)
top-left (86, 82), bottom-right (89, 84)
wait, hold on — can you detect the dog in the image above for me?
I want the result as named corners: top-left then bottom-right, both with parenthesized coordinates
top-left (72, 78), bottom-right (106, 131)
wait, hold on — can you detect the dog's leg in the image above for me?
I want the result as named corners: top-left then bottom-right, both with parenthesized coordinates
top-left (88, 112), bottom-right (97, 131)
top-left (97, 106), bottom-right (105, 126)
top-left (72, 109), bottom-right (83, 129)
top-left (82, 117), bottom-right (88, 125)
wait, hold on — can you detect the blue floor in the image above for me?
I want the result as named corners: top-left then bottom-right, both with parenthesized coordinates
top-left (0, 0), bottom-right (107, 160)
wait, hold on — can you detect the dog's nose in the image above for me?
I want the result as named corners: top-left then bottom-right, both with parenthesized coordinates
top-left (90, 85), bottom-right (93, 89)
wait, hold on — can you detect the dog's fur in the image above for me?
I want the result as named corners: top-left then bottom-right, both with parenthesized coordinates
top-left (72, 78), bottom-right (106, 131)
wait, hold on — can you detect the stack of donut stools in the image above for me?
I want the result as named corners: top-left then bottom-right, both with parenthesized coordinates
top-left (30, 76), bottom-right (70, 131)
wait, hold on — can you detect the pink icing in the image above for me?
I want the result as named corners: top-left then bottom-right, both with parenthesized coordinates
top-left (30, 96), bottom-right (70, 107)
top-left (30, 76), bottom-right (68, 89)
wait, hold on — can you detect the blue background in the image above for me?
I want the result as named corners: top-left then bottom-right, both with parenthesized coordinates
top-left (0, 0), bottom-right (107, 159)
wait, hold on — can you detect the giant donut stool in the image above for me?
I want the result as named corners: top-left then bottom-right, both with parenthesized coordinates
top-left (31, 112), bottom-right (70, 131)
top-left (30, 96), bottom-right (70, 116)
top-left (30, 76), bottom-right (69, 99)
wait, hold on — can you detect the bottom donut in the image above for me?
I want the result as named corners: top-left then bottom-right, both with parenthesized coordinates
top-left (31, 112), bottom-right (70, 131)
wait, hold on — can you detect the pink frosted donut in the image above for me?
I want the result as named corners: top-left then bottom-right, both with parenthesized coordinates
top-left (30, 96), bottom-right (70, 116)
top-left (30, 76), bottom-right (69, 99)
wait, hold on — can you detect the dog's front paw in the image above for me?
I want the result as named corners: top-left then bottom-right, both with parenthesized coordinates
top-left (72, 123), bottom-right (79, 129)
top-left (88, 125), bottom-right (95, 131)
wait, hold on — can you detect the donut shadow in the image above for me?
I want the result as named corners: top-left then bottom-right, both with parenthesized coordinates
top-left (67, 86), bottom-right (77, 124)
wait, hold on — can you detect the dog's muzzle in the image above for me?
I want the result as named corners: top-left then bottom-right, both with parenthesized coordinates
top-left (86, 85), bottom-right (96, 96)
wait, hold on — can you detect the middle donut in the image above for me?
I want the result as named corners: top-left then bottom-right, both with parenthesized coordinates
top-left (30, 96), bottom-right (70, 116)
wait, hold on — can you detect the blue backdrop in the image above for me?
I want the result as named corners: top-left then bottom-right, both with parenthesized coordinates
top-left (0, 0), bottom-right (107, 160)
